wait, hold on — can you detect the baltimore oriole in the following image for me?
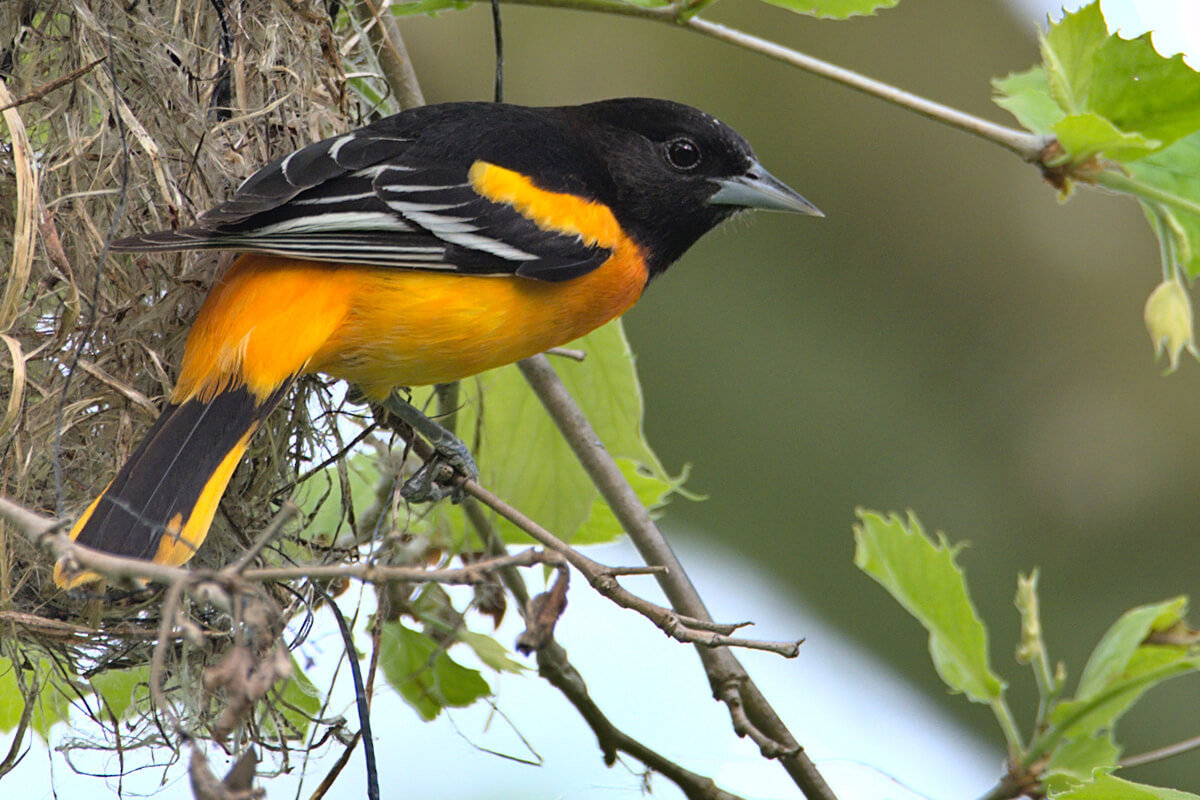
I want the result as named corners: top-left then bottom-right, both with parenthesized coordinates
top-left (54, 98), bottom-right (821, 589)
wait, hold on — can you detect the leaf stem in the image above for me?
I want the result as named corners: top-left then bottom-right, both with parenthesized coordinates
top-left (1097, 170), bottom-right (1200, 219)
top-left (991, 698), bottom-right (1025, 755)
top-left (489, 0), bottom-right (1050, 160)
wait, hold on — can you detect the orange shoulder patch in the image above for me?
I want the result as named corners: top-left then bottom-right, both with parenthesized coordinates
top-left (468, 162), bottom-right (623, 249)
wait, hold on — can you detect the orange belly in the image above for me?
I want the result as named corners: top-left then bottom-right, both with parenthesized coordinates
top-left (174, 247), bottom-right (649, 404)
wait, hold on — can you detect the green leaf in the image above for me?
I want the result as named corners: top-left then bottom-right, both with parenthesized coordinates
top-left (1129, 131), bottom-right (1200, 276)
top-left (1040, 1), bottom-right (1109, 114)
top-left (90, 666), bottom-right (149, 720)
top-left (753, 0), bottom-right (897, 20)
top-left (389, 0), bottom-right (470, 17)
top-left (456, 631), bottom-right (528, 674)
top-left (1043, 598), bottom-right (1199, 742)
top-left (0, 657), bottom-right (24, 732)
top-left (853, 510), bottom-right (1005, 703)
top-left (0, 657), bottom-right (71, 740)
top-left (992, 67), bottom-right (1064, 135)
top-left (379, 621), bottom-right (490, 720)
top-left (417, 320), bottom-right (677, 547)
top-left (571, 458), bottom-right (684, 545)
top-left (1050, 645), bottom-right (1198, 740)
top-left (1052, 113), bottom-right (1159, 162)
top-left (1052, 773), bottom-right (1200, 800)
top-left (297, 447), bottom-right (382, 546)
top-left (1089, 30), bottom-right (1200, 149)
top-left (274, 657), bottom-right (323, 739)
top-left (995, 2), bottom-right (1200, 161)
top-left (1043, 734), bottom-right (1120, 795)
top-left (1076, 597), bottom-right (1187, 698)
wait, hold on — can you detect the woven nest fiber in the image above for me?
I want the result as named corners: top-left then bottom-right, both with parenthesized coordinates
top-left (0, 0), bottom-right (407, 684)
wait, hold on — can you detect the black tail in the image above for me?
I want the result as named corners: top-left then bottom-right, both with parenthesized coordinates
top-left (56, 382), bottom-right (291, 587)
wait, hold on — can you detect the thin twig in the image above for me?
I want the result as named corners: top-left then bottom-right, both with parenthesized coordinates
top-left (0, 56), bottom-right (107, 113)
top-left (0, 495), bottom-right (572, 590)
top-left (486, 0), bottom-right (1048, 161)
top-left (491, 0), bottom-right (504, 103)
top-left (312, 583), bottom-right (379, 800)
top-left (245, 548), bottom-right (564, 582)
top-left (0, 610), bottom-right (190, 641)
top-left (227, 503), bottom-right (300, 574)
top-left (1120, 734), bottom-right (1200, 769)
top-left (681, 16), bottom-right (1048, 160)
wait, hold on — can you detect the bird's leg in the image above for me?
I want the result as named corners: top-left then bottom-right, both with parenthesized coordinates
top-left (377, 390), bottom-right (478, 503)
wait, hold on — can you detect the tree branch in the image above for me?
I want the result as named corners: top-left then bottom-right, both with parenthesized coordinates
top-left (0, 493), bottom-right (580, 591)
top-left (517, 354), bottom-right (837, 800)
top-left (486, 0), bottom-right (1049, 161)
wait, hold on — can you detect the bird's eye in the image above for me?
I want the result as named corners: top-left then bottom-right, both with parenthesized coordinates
top-left (664, 137), bottom-right (701, 171)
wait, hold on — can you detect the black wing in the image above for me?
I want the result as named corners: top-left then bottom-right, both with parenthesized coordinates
top-left (113, 119), bottom-right (610, 282)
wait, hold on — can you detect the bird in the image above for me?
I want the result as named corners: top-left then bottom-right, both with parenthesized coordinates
top-left (54, 97), bottom-right (821, 589)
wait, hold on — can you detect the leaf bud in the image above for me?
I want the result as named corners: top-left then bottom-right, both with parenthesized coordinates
top-left (1144, 279), bottom-right (1198, 373)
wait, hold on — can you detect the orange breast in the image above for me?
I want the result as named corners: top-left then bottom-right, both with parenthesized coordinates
top-left (174, 245), bottom-right (647, 404)
top-left (312, 241), bottom-right (647, 398)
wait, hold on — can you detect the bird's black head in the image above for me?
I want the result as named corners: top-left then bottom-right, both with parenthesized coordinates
top-left (557, 98), bottom-right (821, 275)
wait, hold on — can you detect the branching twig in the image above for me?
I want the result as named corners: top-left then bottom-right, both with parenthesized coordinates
top-left (516, 354), bottom-right (836, 800)
top-left (457, 479), bottom-right (801, 655)
top-left (395, 412), bottom-right (794, 654)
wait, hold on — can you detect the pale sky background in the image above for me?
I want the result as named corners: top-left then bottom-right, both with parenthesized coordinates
top-left (11, 2), bottom-right (1200, 799)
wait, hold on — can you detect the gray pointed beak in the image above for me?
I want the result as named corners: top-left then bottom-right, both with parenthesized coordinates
top-left (709, 162), bottom-right (823, 216)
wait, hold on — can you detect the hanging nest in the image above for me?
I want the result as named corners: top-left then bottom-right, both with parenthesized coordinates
top-left (0, 0), bottom-right (416, 762)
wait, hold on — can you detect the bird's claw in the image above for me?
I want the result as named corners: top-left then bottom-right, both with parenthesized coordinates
top-left (400, 440), bottom-right (478, 504)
